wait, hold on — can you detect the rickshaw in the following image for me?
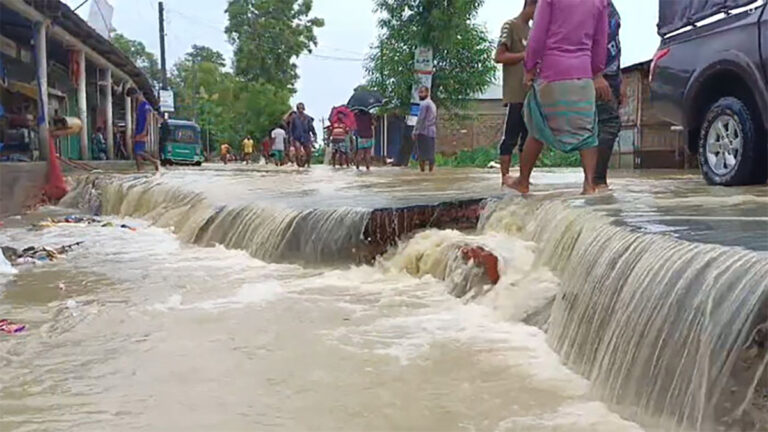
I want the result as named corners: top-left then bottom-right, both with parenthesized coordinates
top-left (160, 120), bottom-right (205, 166)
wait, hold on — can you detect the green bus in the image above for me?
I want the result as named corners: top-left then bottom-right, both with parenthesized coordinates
top-left (161, 120), bottom-right (205, 166)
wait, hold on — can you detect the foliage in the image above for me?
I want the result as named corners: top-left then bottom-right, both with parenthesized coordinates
top-left (112, 33), bottom-right (162, 86)
top-left (366, 0), bottom-right (496, 114)
top-left (181, 45), bottom-right (226, 68)
top-left (431, 146), bottom-right (583, 168)
top-left (435, 146), bottom-right (497, 168)
top-left (533, 147), bottom-right (582, 168)
top-left (169, 45), bottom-right (291, 153)
top-left (225, 0), bottom-right (324, 90)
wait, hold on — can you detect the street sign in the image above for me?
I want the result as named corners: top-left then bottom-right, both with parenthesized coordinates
top-left (414, 47), bottom-right (434, 73)
top-left (159, 89), bottom-right (175, 113)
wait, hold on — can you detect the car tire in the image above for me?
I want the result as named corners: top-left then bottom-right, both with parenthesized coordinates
top-left (698, 97), bottom-right (766, 186)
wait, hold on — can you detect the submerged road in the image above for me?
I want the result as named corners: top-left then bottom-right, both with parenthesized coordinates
top-left (0, 165), bottom-right (766, 431)
top-left (77, 165), bottom-right (768, 251)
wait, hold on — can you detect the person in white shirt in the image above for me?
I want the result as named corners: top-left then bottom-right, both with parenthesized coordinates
top-left (270, 125), bottom-right (287, 166)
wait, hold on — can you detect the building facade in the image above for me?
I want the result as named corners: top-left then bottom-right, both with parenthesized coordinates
top-left (1, 0), bottom-right (159, 162)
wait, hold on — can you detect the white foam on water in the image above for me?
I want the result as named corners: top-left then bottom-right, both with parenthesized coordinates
top-left (496, 401), bottom-right (645, 432)
top-left (0, 253), bottom-right (17, 275)
top-left (150, 280), bottom-right (283, 312)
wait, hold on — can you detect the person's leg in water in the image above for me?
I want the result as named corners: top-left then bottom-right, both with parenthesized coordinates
top-left (136, 154), bottom-right (160, 172)
top-left (505, 136), bottom-right (544, 194)
top-left (364, 147), bottom-right (372, 171)
top-left (580, 147), bottom-right (599, 195)
top-left (594, 96), bottom-right (621, 190)
top-left (304, 143), bottom-right (312, 168)
top-left (499, 103), bottom-right (526, 185)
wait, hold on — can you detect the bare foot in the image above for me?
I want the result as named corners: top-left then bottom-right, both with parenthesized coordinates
top-left (503, 176), bottom-right (530, 194)
top-left (595, 183), bottom-right (610, 192)
top-left (581, 183), bottom-right (598, 195)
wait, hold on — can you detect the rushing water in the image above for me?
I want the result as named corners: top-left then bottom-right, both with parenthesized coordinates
top-left (1, 166), bottom-right (767, 431)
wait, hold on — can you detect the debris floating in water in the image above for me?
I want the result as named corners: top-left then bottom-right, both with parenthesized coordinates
top-left (32, 216), bottom-right (136, 232)
top-left (0, 319), bottom-right (26, 335)
top-left (1, 242), bottom-right (85, 267)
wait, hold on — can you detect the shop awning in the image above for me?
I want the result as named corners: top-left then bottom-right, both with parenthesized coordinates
top-left (1, 80), bottom-right (67, 100)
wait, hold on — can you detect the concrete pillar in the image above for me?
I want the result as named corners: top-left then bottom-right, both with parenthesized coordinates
top-left (35, 21), bottom-right (50, 161)
top-left (125, 91), bottom-right (133, 159)
top-left (104, 68), bottom-right (114, 159)
top-left (77, 50), bottom-right (88, 160)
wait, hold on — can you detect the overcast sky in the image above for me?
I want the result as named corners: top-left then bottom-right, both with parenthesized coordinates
top-left (65, 0), bottom-right (660, 122)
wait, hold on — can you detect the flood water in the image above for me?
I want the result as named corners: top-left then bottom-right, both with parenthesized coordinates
top-left (1, 166), bottom-right (766, 431)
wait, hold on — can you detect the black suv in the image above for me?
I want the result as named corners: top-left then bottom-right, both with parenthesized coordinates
top-left (651, 0), bottom-right (768, 186)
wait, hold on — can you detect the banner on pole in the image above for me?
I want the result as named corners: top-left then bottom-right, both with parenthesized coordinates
top-left (408, 47), bottom-right (433, 126)
top-left (159, 90), bottom-right (175, 113)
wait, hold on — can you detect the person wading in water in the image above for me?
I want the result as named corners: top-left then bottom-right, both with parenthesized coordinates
top-left (126, 87), bottom-right (160, 172)
top-left (412, 86), bottom-right (438, 173)
top-left (495, 0), bottom-right (537, 186)
top-left (290, 103), bottom-right (317, 168)
top-left (594, 0), bottom-right (624, 190)
top-left (505, 0), bottom-right (608, 195)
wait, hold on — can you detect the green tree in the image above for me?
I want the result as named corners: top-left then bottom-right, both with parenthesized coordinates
top-left (366, 0), bottom-right (496, 113)
top-left (169, 46), bottom-right (291, 152)
top-left (225, 0), bottom-right (324, 90)
top-left (183, 44), bottom-right (227, 68)
top-left (112, 33), bottom-right (162, 85)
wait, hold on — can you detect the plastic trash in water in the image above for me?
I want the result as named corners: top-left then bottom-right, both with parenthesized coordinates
top-left (66, 299), bottom-right (79, 317)
top-left (0, 319), bottom-right (26, 334)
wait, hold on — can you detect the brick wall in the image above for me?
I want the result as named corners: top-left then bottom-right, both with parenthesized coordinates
top-left (437, 100), bottom-right (506, 154)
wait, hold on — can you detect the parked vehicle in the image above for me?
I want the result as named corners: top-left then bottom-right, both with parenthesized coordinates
top-left (160, 120), bottom-right (204, 166)
top-left (651, 0), bottom-right (768, 186)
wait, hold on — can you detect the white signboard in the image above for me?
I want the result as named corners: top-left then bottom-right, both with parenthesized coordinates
top-left (159, 90), bottom-right (175, 113)
top-left (409, 46), bottom-right (434, 126)
top-left (414, 47), bottom-right (434, 73)
top-left (88, 0), bottom-right (115, 39)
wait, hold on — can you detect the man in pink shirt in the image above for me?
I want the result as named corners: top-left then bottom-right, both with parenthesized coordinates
top-left (505, 0), bottom-right (609, 195)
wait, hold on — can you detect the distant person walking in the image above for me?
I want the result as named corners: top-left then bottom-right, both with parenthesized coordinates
top-left (495, 0), bottom-right (537, 185)
top-left (290, 103), bottom-right (317, 167)
top-left (354, 109), bottom-right (375, 171)
top-left (594, 0), bottom-right (623, 190)
top-left (220, 142), bottom-right (232, 165)
top-left (261, 135), bottom-right (272, 164)
top-left (270, 125), bottom-right (287, 166)
top-left (412, 86), bottom-right (438, 173)
top-left (505, 0), bottom-right (608, 195)
top-left (242, 135), bottom-right (254, 164)
top-left (126, 87), bottom-right (160, 172)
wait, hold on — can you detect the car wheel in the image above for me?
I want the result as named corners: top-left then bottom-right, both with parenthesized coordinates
top-left (699, 97), bottom-right (766, 186)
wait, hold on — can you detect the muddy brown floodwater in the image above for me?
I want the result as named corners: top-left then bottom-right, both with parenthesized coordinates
top-left (1, 165), bottom-right (766, 432)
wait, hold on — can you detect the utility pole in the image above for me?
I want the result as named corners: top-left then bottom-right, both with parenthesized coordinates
top-left (158, 1), bottom-right (168, 90)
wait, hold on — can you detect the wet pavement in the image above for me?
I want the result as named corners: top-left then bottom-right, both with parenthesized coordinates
top-left (104, 165), bottom-right (768, 251)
